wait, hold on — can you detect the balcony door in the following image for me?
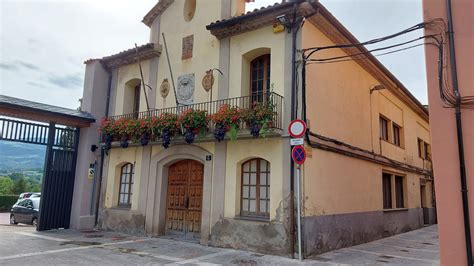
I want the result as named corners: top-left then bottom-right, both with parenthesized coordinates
top-left (250, 54), bottom-right (270, 103)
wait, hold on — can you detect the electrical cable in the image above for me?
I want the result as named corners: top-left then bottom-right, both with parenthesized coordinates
top-left (305, 35), bottom-right (437, 62)
top-left (305, 43), bottom-right (427, 65)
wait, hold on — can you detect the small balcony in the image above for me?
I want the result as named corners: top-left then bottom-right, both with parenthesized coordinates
top-left (102, 92), bottom-right (284, 148)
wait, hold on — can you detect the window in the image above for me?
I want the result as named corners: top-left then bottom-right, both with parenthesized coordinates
top-left (382, 173), bottom-right (392, 209)
top-left (418, 138), bottom-right (423, 158)
top-left (393, 123), bottom-right (401, 146)
top-left (250, 54), bottom-right (270, 102)
top-left (118, 163), bottom-right (134, 207)
top-left (241, 158), bottom-right (270, 218)
top-left (380, 116), bottom-right (388, 141)
top-left (383, 172), bottom-right (406, 209)
top-left (417, 138), bottom-right (431, 161)
top-left (133, 85), bottom-right (140, 118)
top-left (395, 175), bottom-right (404, 208)
top-left (424, 142), bottom-right (431, 161)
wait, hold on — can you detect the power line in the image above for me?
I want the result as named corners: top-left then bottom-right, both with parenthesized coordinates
top-left (305, 35), bottom-right (437, 63)
top-left (305, 43), bottom-right (427, 65)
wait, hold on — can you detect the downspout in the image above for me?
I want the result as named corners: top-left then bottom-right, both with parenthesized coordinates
top-left (445, 0), bottom-right (472, 264)
top-left (289, 2), bottom-right (298, 258)
top-left (95, 62), bottom-right (112, 225)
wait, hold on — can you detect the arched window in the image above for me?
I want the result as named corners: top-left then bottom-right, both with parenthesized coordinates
top-left (118, 163), bottom-right (134, 207)
top-left (250, 54), bottom-right (270, 102)
top-left (241, 158), bottom-right (270, 218)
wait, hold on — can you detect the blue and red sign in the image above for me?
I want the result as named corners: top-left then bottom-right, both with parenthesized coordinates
top-left (292, 145), bottom-right (306, 165)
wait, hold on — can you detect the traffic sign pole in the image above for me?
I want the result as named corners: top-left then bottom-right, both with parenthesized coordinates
top-left (289, 120), bottom-right (307, 261)
top-left (296, 164), bottom-right (303, 261)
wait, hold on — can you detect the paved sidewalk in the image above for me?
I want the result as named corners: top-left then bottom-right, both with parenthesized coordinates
top-left (0, 223), bottom-right (438, 265)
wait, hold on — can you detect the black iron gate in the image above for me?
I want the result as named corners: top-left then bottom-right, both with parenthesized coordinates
top-left (0, 118), bottom-right (80, 230)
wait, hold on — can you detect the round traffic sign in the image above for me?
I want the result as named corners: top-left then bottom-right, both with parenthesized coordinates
top-left (292, 145), bottom-right (306, 165)
top-left (288, 119), bottom-right (307, 138)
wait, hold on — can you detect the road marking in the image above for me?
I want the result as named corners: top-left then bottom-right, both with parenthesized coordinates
top-left (15, 232), bottom-right (68, 242)
top-left (167, 250), bottom-right (236, 265)
top-left (0, 238), bottom-right (153, 261)
top-left (345, 248), bottom-right (439, 263)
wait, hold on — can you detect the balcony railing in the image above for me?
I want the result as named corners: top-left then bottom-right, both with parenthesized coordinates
top-left (108, 92), bottom-right (284, 131)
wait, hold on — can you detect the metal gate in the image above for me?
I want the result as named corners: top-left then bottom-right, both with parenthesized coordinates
top-left (1, 118), bottom-right (80, 230)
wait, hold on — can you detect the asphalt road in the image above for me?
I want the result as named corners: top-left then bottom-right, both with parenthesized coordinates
top-left (0, 213), bottom-right (439, 265)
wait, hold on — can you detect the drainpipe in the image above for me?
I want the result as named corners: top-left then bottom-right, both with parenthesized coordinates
top-left (94, 63), bottom-right (112, 225)
top-left (288, 1), bottom-right (302, 258)
top-left (445, 0), bottom-right (472, 264)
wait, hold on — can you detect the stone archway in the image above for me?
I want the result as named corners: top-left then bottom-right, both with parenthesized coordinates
top-left (145, 145), bottom-right (213, 245)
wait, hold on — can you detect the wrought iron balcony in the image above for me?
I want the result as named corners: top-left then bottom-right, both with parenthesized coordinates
top-left (108, 92), bottom-right (284, 132)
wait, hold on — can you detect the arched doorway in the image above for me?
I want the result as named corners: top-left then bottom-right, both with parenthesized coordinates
top-left (165, 159), bottom-right (203, 240)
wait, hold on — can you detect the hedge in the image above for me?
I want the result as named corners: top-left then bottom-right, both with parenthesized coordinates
top-left (0, 195), bottom-right (19, 211)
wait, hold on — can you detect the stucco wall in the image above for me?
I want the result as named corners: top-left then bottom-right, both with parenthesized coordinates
top-left (423, 0), bottom-right (474, 265)
top-left (153, 1), bottom-right (223, 108)
top-left (104, 146), bottom-right (143, 210)
top-left (228, 25), bottom-right (287, 98)
top-left (224, 138), bottom-right (285, 220)
top-left (301, 22), bottom-right (433, 215)
top-left (114, 61), bottom-right (150, 115)
top-left (301, 23), bottom-right (430, 170)
top-left (299, 19), bottom-right (434, 255)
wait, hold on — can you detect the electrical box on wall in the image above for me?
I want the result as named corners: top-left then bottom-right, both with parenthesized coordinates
top-left (88, 163), bottom-right (95, 180)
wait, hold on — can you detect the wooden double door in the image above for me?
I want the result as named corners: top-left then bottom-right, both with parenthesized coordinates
top-left (166, 160), bottom-right (203, 239)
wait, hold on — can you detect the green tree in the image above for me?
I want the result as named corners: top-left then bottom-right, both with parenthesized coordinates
top-left (12, 177), bottom-right (27, 194)
top-left (0, 177), bottom-right (14, 195)
top-left (9, 172), bottom-right (23, 181)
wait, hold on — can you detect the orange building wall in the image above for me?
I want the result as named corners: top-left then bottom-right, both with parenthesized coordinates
top-left (423, 0), bottom-right (474, 264)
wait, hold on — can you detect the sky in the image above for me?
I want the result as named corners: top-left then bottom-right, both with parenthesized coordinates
top-left (0, 0), bottom-right (427, 110)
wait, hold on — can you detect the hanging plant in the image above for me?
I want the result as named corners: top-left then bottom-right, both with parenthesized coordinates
top-left (177, 109), bottom-right (208, 144)
top-left (154, 113), bottom-right (178, 148)
top-left (136, 117), bottom-right (152, 146)
top-left (242, 102), bottom-right (275, 138)
top-left (211, 104), bottom-right (242, 141)
top-left (99, 117), bottom-right (116, 150)
top-left (114, 117), bottom-right (135, 148)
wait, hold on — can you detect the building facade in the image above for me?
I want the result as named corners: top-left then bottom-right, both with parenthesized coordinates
top-left (423, 0), bottom-right (473, 264)
top-left (81, 0), bottom-right (435, 257)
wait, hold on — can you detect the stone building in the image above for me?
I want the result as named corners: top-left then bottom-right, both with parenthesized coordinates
top-left (81, 0), bottom-right (435, 257)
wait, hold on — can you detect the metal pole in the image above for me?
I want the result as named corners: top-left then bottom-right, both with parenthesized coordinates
top-left (296, 165), bottom-right (302, 261)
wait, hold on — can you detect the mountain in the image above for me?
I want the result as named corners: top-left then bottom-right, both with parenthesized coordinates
top-left (0, 141), bottom-right (46, 172)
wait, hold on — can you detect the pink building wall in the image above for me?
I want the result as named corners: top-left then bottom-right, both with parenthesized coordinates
top-left (423, 0), bottom-right (474, 264)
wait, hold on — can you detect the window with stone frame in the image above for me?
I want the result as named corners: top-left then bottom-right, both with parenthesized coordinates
top-left (241, 158), bottom-right (270, 219)
top-left (118, 163), bottom-right (134, 207)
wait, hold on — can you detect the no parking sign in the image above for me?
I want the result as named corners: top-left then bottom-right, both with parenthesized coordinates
top-left (291, 145), bottom-right (306, 165)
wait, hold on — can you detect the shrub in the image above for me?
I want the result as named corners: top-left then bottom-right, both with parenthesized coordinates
top-left (0, 195), bottom-right (19, 211)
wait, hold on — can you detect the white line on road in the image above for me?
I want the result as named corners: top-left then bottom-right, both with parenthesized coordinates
top-left (0, 238), bottom-right (153, 261)
top-left (345, 248), bottom-right (439, 263)
top-left (15, 232), bottom-right (68, 242)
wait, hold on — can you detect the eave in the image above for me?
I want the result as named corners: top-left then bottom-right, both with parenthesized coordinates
top-left (206, 1), bottom-right (315, 39)
top-left (99, 43), bottom-right (162, 69)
